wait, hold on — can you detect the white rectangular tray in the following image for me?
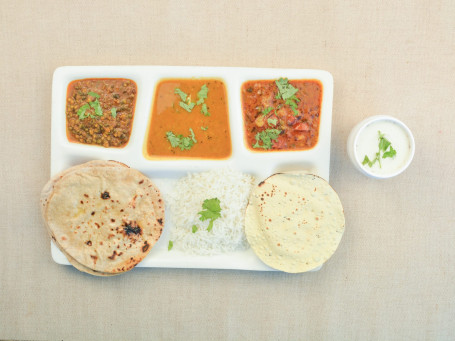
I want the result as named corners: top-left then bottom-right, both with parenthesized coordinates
top-left (50, 65), bottom-right (334, 271)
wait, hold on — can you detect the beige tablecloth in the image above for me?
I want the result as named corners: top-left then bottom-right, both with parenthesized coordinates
top-left (1, 1), bottom-right (454, 340)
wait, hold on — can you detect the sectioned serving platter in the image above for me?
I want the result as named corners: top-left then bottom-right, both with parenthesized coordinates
top-left (50, 66), bottom-right (334, 271)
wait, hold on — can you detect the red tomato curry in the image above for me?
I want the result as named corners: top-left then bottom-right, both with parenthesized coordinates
top-left (241, 79), bottom-right (322, 151)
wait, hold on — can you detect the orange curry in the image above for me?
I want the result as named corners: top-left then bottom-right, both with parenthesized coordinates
top-left (145, 79), bottom-right (231, 159)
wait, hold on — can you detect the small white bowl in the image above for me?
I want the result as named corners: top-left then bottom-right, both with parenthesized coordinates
top-left (347, 115), bottom-right (415, 179)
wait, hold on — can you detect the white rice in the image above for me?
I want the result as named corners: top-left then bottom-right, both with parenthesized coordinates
top-left (167, 168), bottom-right (255, 255)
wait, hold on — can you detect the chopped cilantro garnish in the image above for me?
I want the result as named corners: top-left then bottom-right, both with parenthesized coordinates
top-left (201, 103), bottom-right (210, 116)
top-left (201, 126), bottom-right (208, 131)
top-left (88, 91), bottom-right (100, 99)
top-left (253, 129), bottom-right (282, 149)
top-left (262, 107), bottom-right (273, 115)
top-left (198, 198), bottom-right (221, 232)
top-left (179, 101), bottom-right (196, 112)
top-left (362, 131), bottom-right (397, 168)
top-left (168, 240), bottom-right (173, 251)
top-left (76, 97), bottom-right (103, 120)
top-left (111, 107), bottom-right (117, 118)
top-left (275, 78), bottom-right (298, 100)
top-left (174, 88), bottom-right (196, 112)
top-left (77, 103), bottom-right (90, 119)
top-left (174, 88), bottom-right (188, 102)
top-left (165, 129), bottom-right (197, 151)
top-left (192, 225), bottom-right (198, 233)
top-left (275, 78), bottom-right (301, 116)
top-left (189, 128), bottom-right (197, 143)
top-left (196, 84), bottom-right (208, 105)
top-left (267, 118), bottom-right (278, 126)
top-left (89, 100), bottom-right (103, 117)
top-left (382, 145), bottom-right (396, 159)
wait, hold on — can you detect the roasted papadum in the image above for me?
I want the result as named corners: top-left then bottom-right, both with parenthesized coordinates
top-left (245, 172), bottom-right (345, 273)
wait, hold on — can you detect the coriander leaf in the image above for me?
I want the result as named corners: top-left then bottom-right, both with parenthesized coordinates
top-left (168, 240), bottom-right (173, 251)
top-left (88, 91), bottom-right (100, 99)
top-left (179, 101), bottom-right (196, 112)
top-left (196, 84), bottom-right (208, 105)
top-left (253, 129), bottom-right (282, 150)
top-left (89, 100), bottom-right (103, 116)
top-left (285, 95), bottom-right (300, 116)
top-left (290, 107), bottom-right (299, 116)
top-left (262, 107), bottom-right (273, 115)
top-left (201, 126), bottom-right (208, 131)
top-left (165, 129), bottom-right (197, 151)
top-left (174, 88), bottom-right (188, 102)
top-left (165, 131), bottom-right (181, 148)
top-left (77, 103), bottom-right (90, 120)
top-left (362, 131), bottom-right (397, 168)
top-left (382, 145), bottom-right (397, 159)
top-left (201, 103), bottom-right (210, 116)
top-left (379, 135), bottom-right (391, 152)
top-left (275, 78), bottom-right (298, 100)
top-left (111, 107), bottom-right (117, 118)
top-left (267, 118), bottom-right (278, 126)
top-left (189, 128), bottom-right (197, 143)
top-left (198, 198), bottom-right (222, 232)
top-left (192, 225), bottom-right (198, 233)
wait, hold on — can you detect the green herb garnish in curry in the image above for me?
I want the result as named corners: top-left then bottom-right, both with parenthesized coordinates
top-left (362, 130), bottom-right (397, 168)
top-left (253, 129), bottom-right (282, 150)
top-left (174, 84), bottom-right (210, 115)
top-left (165, 128), bottom-right (197, 151)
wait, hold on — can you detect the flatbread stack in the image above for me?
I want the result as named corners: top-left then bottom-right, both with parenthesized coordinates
top-left (245, 172), bottom-right (345, 273)
top-left (40, 160), bottom-right (164, 276)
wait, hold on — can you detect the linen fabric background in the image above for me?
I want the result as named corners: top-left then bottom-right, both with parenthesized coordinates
top-left (1, 1), bottom-right (454, 340)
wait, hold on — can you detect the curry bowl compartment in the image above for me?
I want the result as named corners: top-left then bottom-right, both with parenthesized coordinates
top-left (65, 78), bottom-right (138, 148)
top-left (143, 78), bottom-right (232, 161)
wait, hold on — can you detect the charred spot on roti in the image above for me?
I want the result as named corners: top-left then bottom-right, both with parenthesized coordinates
top-left (142, 241), bottom-right (150, 252)
top-left (101, 191), bottom-right (110, 199)
top-left (86, 240), bottom-right (92, 246)
top-left (122, 221), bottom-right (142, 236)
top-left (157, 218), bottom-right (163, 226)
top-left (108, 251), bottom-right (120, 260)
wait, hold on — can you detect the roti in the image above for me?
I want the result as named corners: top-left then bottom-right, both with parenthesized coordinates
top-left (245, 172), bottom-right (345, 273)
top-left (41, 160), bottom-right (164, 274)
top-left (41, 160), bottom-right (132, 276)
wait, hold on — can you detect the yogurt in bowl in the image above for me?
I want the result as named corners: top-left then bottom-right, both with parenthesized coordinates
top-left (347, 115), bottom-right (415, 179)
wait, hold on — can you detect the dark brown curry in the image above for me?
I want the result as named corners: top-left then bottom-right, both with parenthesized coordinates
top-left (66, 78), bottom-right (137, 147)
